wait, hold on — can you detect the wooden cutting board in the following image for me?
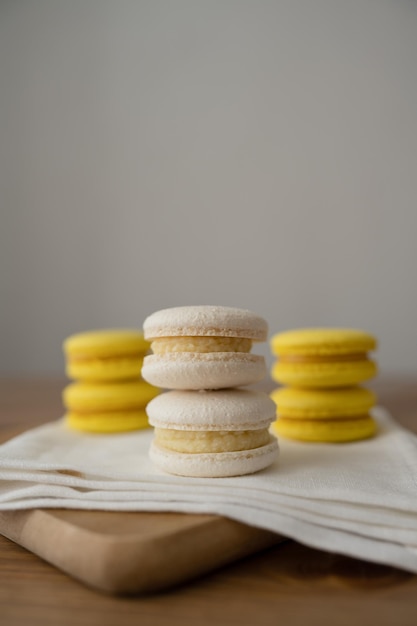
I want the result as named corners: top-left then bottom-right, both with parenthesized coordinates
top-left (0, 508), bottom-right (284, 594)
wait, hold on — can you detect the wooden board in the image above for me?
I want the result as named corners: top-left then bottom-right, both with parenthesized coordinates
top-left (0, 508), bottom-right (284, 594)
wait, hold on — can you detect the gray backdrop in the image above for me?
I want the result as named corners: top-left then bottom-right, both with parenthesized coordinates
top-left (1, 1), bottom-right (417, 375)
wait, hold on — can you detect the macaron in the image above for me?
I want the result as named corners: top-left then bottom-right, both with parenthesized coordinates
top-left (142, 306), bottom-right (268, 390)
top-left (271, 386), bottom-right (377, 442)
top-left (147, 389), bottom-right (279, 477)
top-left (63, 329), bottom-right (150, 382)
top-left (63, 380), bottom-right (160, 433)
top-left (270, 328), bottom-right (377, 388)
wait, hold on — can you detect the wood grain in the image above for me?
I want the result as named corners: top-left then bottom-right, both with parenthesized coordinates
top-left (0, 509), bottom-right (282, 594)
top-left (1, 376), bottom-right (417, 624)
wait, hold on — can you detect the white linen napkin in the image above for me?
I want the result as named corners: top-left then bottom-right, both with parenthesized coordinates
top-left (1, 407), bottom-right (417, 573)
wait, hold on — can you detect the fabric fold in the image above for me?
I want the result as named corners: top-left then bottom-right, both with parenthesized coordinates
top-left (1, 407), bottom-right (417, 573)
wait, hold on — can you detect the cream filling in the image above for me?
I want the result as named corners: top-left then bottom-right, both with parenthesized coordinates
top-left (154, 428), bottom-right (270, 453)
top-left (151, 336), bottom-right (252, 354)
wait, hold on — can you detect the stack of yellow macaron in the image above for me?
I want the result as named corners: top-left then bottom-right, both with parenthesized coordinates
top-left (62, 330), bottom-right (159, 433)
top-left (270, 328), bottom-right (378, 443)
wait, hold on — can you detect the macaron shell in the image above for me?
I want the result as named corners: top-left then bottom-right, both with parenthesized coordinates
top-left (63, 380), bottom-right (160, 411)
top-left (149, 437), bottom-right (279, 477)
top-left (272, 416), bottom-right (377, 443)
top-left (147, 389), bottom-right (276, 431)
top-left (142, 353), bottom-right (267, 390)
top-left (143, 306), bottom-right (268, 341)
top-left (270, 328), bottom-right (377, 356)
top-left (63, 329), bottom-right (150, 357)
top-left (270, 386), bottom-right (376, 419)
top-left (66, 357), bottom-right (145, 382)
top-left (271, 359), bottom-right (377, 388)
top-left (65, 411), bottom-right (149, 433)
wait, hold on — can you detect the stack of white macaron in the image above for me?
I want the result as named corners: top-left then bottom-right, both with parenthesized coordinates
top-left (141, 306), bottom-right (279, 477)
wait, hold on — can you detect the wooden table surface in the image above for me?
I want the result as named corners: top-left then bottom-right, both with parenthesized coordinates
top-left (1, 376), bottom-right (417, 625)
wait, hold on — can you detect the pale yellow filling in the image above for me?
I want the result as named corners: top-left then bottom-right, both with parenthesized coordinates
top-left (151, 337), bottom-right (252, 354)
top-left (154, 428), bottom-right (270, 453)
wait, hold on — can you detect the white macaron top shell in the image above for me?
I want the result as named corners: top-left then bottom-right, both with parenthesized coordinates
top-left (146, 389), bottom-right (276, 431)
top-left (143, 305), bottom-right (268, 341)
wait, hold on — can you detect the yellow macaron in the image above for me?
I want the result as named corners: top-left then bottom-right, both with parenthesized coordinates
top-left (63, 380), bottom-right (160, 433)
top-left (63, 329), bottom-right (150, 382)
top-left (271, 386), bottom-right (377, 442)
top-left (270, 328), bottom-right (377, 388)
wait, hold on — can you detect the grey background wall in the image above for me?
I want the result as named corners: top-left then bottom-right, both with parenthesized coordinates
top-left (1, 0), bottom-right (417, 376)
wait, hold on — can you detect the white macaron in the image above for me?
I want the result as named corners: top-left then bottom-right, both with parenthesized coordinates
top-left (147, 389), bottom-right (279, 477)
top-left (142, 305), bottom-right (268, 390)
